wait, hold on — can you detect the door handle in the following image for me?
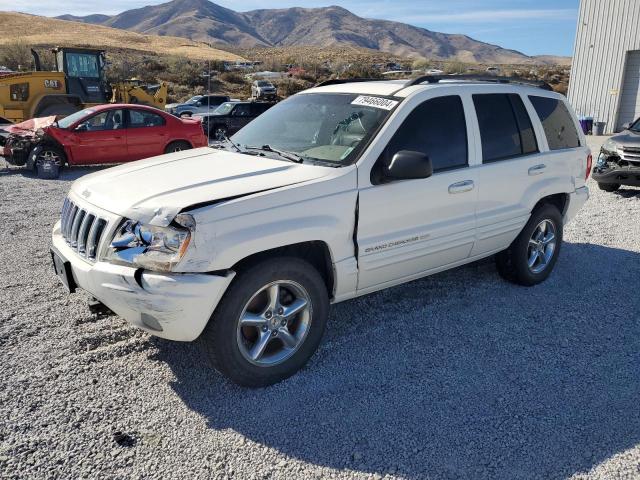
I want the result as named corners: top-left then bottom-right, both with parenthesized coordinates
top-left (448, 180), bottom-right (474, 194)
top-left (528, 164), bottom-right (547, 176)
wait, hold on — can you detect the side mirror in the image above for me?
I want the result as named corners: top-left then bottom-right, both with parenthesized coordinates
top-left (385, 150), bottom-right (433, 181)
top-left (622, 122), bottom-right (631, 130)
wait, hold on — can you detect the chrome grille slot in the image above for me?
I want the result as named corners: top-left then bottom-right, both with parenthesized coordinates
top-left (60, 198), bottom-right (109, 261)
top-left (621, 147), bottom-right (640, 164)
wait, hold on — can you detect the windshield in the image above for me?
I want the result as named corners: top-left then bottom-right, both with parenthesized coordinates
top-left (214, 102), bottom-right (235, 115)
top-left (57, 108), bottom-right (95, 129)
top-left (231, 93), bottom-right (396, 164)
top-left (257, 81), bottom-right (272, 87)
top-left (630, 118), bottom-right (640, 132)
top-left (186, 96), bottom-right (202, 104)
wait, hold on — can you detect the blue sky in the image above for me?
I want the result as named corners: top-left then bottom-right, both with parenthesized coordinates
top-left (0, 0), bottom-right (580, 56)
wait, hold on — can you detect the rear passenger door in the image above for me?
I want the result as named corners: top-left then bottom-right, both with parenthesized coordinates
top-left (357, 95), bottom-right (478, 293)
top-left (125, 109), bottom-right (168, 160)
top-left (470, 92), bottom-right (569, 256)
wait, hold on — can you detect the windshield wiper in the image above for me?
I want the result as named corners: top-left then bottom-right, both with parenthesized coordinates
top-left (245, 145), bottom-right (304, 163)
top-left (216, 132), bottom-right (243, 153)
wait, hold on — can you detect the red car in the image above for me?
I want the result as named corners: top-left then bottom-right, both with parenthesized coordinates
top-left (0, 104), bottom-right (208, 178)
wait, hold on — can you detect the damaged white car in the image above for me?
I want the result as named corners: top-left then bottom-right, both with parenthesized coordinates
top-left (51, 76), bottom-right (590, 386)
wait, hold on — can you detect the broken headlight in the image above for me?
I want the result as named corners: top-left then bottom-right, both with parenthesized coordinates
top-left (105, 214), bottom-right (195, 272)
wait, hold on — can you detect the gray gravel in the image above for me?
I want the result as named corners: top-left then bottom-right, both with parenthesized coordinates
top-left (1, 137), bottom-right (639, 480)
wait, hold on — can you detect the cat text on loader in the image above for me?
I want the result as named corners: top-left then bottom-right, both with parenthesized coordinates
top-left (0, 47), bottom-right (167, 124)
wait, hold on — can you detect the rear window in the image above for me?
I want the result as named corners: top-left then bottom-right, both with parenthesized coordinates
top-left (529, 96), bottom-right (580, 150)
top-left (473, 93), bottom-right (538, 163)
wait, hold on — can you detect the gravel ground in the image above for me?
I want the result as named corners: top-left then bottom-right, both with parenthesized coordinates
top-left (1, 136), bottom-right (639, 480)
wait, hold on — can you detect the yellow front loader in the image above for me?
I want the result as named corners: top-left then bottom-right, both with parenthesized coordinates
top-left (110, 79), bottom-right (167, 108)
top-left (0, 47), bottom-right (167, 124)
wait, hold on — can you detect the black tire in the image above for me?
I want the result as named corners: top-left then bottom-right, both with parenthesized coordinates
top-left (164, 141), bottom-right (191, 154)
top-left (35, 103), bottom-right (79, 118)
top-left (597, 182), bottom-right (620, 192)
top-left (31, 145), bottom-right (65, 179)
top-left (212, 125), bottom-right (228, 141)
top-left (496, 203), bottom-right (563, 286)
top-left (200, 257), bottom-right (329, 387)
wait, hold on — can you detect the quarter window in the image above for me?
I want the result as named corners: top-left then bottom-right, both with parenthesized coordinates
top-left (529, 96), bottom-right (580, 150)
top-left (383, 95), bottom-right (468, 173)
top-left (473, 93), bottom-right (538, 163)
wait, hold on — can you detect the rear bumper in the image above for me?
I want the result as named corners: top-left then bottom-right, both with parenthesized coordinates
top-left (52, 221), bottom-right (235, 341)
top-left (593, 167), bottom-right (640, 186)
top-left (564, 186), bottom-right (589, 225)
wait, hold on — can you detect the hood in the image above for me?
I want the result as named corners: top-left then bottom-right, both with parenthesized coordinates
top-left (70, 148), bottom-right (335, 226)
top-left (610, 130), bottom-right (640, 147)
top-left (165, 103), bottom-right (180, 110)
top-left (6, 116), bottom-right (57, 137)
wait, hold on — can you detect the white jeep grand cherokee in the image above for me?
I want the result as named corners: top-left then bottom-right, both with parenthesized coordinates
top-left (51, 76), bottom-right (590, 386)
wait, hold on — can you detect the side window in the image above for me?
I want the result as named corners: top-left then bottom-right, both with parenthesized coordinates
top-left (233, 105), bottom-right (252, 117)
top-left (128, 110), bottom-right (165, 128)
top-left (82, 109), bottom-right (124, 131)
top-left (384, 95), bottom-right (468, 173)
top-left (529, 96), bottom-right (580, 150)
top-left (473, 93), bottom-right (538, 163)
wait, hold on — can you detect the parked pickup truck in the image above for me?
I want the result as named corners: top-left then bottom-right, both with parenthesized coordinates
top-left (51, 76), bottom-right (590, 387)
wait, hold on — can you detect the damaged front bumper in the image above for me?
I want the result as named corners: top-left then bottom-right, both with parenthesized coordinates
top-left (52, 221), bottom-right (235, 341)
top-left (593, 149), bottom-right (640, 186)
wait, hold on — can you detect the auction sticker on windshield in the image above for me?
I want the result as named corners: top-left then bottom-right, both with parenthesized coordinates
top-left (351, 96), bottom-right (398, 110)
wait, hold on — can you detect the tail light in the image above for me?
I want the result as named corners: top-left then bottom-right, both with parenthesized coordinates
top-left (585, 154), bottom-right (592, 180)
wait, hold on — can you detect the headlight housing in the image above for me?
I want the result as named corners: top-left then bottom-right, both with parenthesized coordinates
top-left (105, 214), bottom-right (195, 272)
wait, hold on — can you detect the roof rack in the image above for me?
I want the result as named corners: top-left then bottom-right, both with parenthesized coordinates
top-left (404, 74), bottom-right (553, 91)
top-left (314, 78), bottom-right (392, 87)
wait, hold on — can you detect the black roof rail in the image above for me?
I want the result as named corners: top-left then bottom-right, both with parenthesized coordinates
top-left (404, 74), bottom-right (553, 91)
top-left (314, 78), bottom-right (391, 87)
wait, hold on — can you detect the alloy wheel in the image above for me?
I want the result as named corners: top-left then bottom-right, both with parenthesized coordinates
top-left (37, 150), bottom-right (62, 166)
top-left (527, 219), bottom-right (557, 274)
top-left (236, 280), bottom-right (312, 367)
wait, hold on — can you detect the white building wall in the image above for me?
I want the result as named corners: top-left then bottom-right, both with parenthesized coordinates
top-left (568, 0), bottom-right (640, 134)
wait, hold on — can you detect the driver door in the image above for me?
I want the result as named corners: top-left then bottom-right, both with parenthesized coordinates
top-left (68, 109), bottom-right (128, 164)
top-left (229, 104), bottom-right (252, 133)
top-left (356, 95), bottom-right (478, 293)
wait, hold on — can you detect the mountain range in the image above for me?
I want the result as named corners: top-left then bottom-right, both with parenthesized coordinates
top-left (57, 0), bottom-right (569, 65)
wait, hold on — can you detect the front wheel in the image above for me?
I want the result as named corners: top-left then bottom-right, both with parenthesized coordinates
top-left (200, 257), bottom-right (329, 387)
top-left (212, 125), bottom-right (228, 141)
top-left (496, 203), bottom-right (563, 286)
top-left (31, 145), bottom-right (65, 179)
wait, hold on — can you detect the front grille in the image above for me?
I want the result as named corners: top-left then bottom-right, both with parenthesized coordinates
top-left (620, 146), bottom-right (640, 164)
top-left (60, 198), bottom-right (108, 261)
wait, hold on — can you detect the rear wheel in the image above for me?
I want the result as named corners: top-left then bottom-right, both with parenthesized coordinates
top-left (200, 257), bottom-right (329, 387)
top-left (597, 182), bottom-right (620, 192)
top-left (164, 141), bottom-right (191, 154)
top-left (496, 203), bottom-right (563, 286)
top-left (31, 145), bottom-right (65, 179)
